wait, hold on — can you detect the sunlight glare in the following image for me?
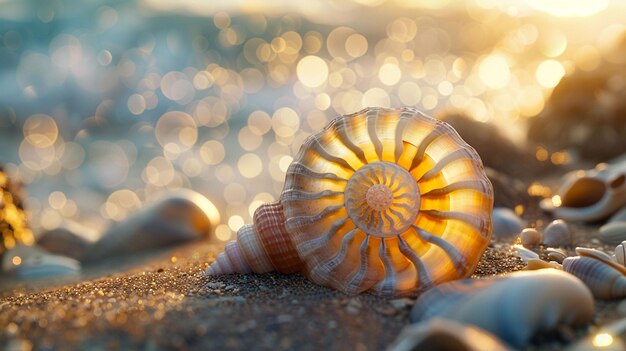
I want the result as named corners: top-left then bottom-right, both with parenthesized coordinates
top-left (527, 0), bottom-right (609, 17)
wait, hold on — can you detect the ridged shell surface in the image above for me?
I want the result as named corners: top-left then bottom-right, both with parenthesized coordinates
top-left (281, 107), bottom-right (493, 296)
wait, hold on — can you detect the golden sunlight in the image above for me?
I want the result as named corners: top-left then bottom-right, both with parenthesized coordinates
top-left (592, 333), bottom-right (613, 348)
top-left (527, 0), bottom-right (609, 17)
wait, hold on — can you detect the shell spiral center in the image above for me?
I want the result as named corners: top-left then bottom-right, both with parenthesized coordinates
top-left (344, 162), bottom-right (420, 238)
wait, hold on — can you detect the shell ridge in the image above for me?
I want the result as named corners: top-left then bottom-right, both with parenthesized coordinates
top-left (282, 189), bottom-right (344, 201)
top-left (408, 124), bottom-right (445, 172)
top-left (394, 116), bottom-right (409, 163)
top-left (414, 225), bottom-right (467, 277)
top-left (366, 108), bottom-right (384, 161)
top-left (286, 162), bottom-right (347, 181)
top-left (335, 117), bottom-right (369, 165)
top-left (388, 164), bottom-right (401, 191)
top-left (235, 225), bottom-right (275, 273)
top-left (377, 239), bottom-right (396, 295)
top-left (564, 256), bottom-right (623, 299)
top-left (576, 247), bottom-right (626, 276)
top-left (224, 241), bottom-right (253, 273)
top-left (421, 179), bottom-right (492, 197)
top-left (398, 235), bottom-right (433, 290)
top-left (388, 206), bottom-right (411, 226)
top-left (420, 209), bottom-right (488, 236)
top-left (294, 217), bottom-right (349, 257)
top-left (309, 138), bottom-right (355, 172)
top-left (380, 164), bottom-right (389, 185)
top-left (285, 204), bottom-right (343, 229)
top-left (345, 234), bottom-right (372, 294)
top-left (311, 228), bottom-right (357, 285)
top-left (419, 148), bottom-right (475, 182)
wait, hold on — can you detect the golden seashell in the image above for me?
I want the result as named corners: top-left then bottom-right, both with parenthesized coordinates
top-left (206, 107), bottom-right (494, 296)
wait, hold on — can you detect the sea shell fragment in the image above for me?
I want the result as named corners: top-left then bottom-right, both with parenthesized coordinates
top-left (563, 247), bottom-right (626, 299)
top-left (599, 221), bottom-right (626, 246)
top-left (85, 189), bottom-right (219, 261)
top-left (207, 107), bottom-right (494, 297)
top-left (616, 241), bottom-right (626, 266)
top-left (410, 269), bottom-right (594, 348)
top-left (388, 318), bottom-right (512, 351)
top-left (540, 162), bottom-right (626, 222)
top-left (512, 244), bottom-right (539, 263)
top-left (546, 247), bottom-right (568, 263)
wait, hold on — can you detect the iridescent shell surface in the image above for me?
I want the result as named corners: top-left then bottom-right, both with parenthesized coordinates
top-left (207, 107), bottom-right (494, 297)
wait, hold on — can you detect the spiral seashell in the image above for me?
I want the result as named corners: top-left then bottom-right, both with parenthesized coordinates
top-left (563, 247), bottom-right (626, 299)
top-left (206, 107), bottom-right (494, 296)
top-left (542, 219), bottom-right (571, 247)
top-left (519, 228), bottom-right (541, 247)
top-left (599, 221), bottom-right (626, 246)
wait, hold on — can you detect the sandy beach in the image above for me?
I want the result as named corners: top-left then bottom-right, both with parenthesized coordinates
top-left (2, 220), bottom-right (622, 351)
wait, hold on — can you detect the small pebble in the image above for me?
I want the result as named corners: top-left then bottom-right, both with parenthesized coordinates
top-left (542, 219), bottom-right (571, 247)
top-left (492, 207), bottom-right (524, 239)
top-left (520, 228), bottom-right (542, 247)
top-left (2, 245), bottom-right (80, 279)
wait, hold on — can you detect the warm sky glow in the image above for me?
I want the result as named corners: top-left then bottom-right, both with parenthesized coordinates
top-left (526, 0), bottom-right (609, 17)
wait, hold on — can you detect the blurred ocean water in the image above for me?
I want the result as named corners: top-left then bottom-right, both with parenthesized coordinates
top-left (0, 0), bottom-right (624, 241)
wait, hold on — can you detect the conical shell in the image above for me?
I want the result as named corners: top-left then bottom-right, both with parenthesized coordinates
top-left (207, 201), bottom-right (304, 276)
top-left (563, 247), bottom-right (626, 299)
top-left (207, 107), bottom-right (494, 297)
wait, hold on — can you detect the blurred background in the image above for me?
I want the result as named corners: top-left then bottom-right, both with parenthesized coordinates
top-left (1, 0), bottom-right (625, 244)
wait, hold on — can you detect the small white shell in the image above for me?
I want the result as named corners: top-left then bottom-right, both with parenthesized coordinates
top-left (563, 247), bottom-right (626, 299)
top-left (615, 240), bottom-right (626, 266)
top-left (492, 207), bottom-right (524, 239)
top-left (599, 221), bottom-right (626, 246)
top-left (524, 258), bottom-right (562, 270)
top-left (410, 269), bottom-right (594, 349)
top-left (519, 228), bottom-right (541, 247)
top-left (388, 318), bottom-right (512, 351)
top-left (542, 219), bottom-right (571, 247)
top-left (512, 244), bottom-right (539, 263)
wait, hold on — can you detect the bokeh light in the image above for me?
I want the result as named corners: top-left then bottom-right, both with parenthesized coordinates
top-left (0, 0), bottom-right (624, 240)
